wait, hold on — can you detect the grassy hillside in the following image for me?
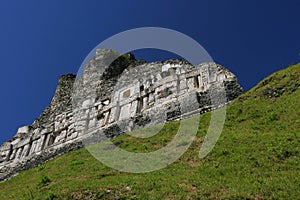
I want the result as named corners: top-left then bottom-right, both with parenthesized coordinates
top-left (0, 63), bottom-right (299, 199)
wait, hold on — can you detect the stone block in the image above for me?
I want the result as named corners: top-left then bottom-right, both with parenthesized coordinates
top-left (119, 104), bottom-right (131, 120)
top-left (17, 126), bottom-right (30, 134)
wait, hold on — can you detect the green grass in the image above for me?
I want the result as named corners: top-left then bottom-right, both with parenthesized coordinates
top-left (0, 63), bottom-right (299, 199)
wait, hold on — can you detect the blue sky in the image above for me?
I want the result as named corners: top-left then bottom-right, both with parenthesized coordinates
top-left (0, 0), bottom-right (299, 144)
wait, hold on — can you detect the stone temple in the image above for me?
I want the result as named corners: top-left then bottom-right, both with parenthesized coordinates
top-left (0, 49), bottom-right (243, 181)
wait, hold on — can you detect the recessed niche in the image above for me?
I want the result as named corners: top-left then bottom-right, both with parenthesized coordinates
top-left (123, 89), bottom-right (131, 98)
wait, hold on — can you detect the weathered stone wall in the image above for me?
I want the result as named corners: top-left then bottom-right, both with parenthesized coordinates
top-left (0, 49), bottom-right (243, 181)
top-left (32, 74), bottom-right (76, 129)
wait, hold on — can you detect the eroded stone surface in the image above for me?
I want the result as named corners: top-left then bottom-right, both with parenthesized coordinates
top-left (0, 49), bottom-right (243, 181)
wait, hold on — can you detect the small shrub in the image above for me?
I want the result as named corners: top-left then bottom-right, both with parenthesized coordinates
top-left (26, 186), bottom-right (34, 199)
top-left (70, 160), bottom-right (84, 166)
top-left (266, 112), bottom-right (279, 122)
top-left (237, 116), bottom-right (247, 122)
top-left (142, 144), bottom-right (148, 150)
top-left (250, 124), bottom-right (260, 130)
top-left (249, 110), bottom-right (261, 119)
top-left (37, 165), bottom-right (45, 171)
top-left (38, 174), bottom-right (51, 187)
top-left (221, 150), bottom-right (230, 156)
top-left (160, 138), bottom-right (168, 145)
top-left (46, 191), bottom-right (56, 200)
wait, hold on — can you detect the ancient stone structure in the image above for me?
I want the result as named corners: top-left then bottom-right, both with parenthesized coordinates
top-left (0, 49), bottom-right (243, 181)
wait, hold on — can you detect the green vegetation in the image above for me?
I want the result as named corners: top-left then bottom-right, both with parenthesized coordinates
top-left (0, 63), bottom-right (299, 199)
top-left (37, 175), bottom-right (51, 188)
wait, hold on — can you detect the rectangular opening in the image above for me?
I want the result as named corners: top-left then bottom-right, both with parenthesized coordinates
top-left (136, 97), bottom-right (143, 113)
top-left (194, 76), bottom-right (199, 88)
top-left (48, 135), bottom-right (56, 146)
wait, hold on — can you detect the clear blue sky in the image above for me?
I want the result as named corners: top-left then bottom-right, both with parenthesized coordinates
top-left (0, 0), bottom-right (299, 144)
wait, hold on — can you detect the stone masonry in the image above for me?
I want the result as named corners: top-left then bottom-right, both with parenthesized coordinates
top-left (0, 49), bottom-right (243, 181)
